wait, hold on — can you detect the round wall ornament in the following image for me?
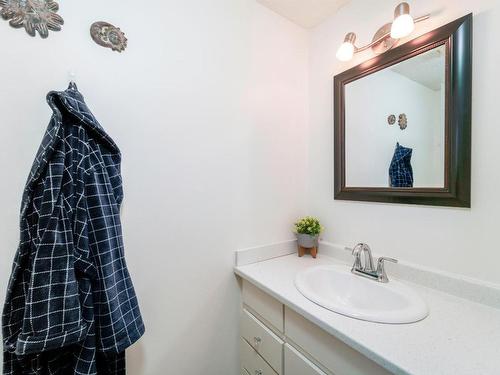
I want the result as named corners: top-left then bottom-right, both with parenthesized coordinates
top-left (387, 114), bottom-right (396, 125)
top-left (0, 0), bottom-right (64, 38)
top-left (90, 21), bottom-right (127, 52)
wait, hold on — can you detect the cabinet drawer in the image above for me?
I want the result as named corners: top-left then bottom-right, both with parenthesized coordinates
top-left (242, 280), bottom-right (283, 332)
top-left (241, 309), bottom-right (283, 374)
top-left (285, 307), bottom-right (392, 375)
top-left (284, 344), bottom-right (327, 375)
top-left (240, 338), bottom-right (278, 375)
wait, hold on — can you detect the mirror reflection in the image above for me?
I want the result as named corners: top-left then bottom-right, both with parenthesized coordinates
top-left (345, 45), bottom-right (446, 188)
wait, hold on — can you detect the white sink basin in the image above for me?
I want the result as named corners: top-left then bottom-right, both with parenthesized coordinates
top-left (295, 264), bottom-right (428, 324)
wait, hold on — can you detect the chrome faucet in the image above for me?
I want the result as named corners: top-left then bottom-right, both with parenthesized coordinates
top-left (349, 243), bottom-right (398, 283)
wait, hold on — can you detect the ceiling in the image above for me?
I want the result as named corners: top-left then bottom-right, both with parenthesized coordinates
top-left (390, 46), bottom-right (446, 91)
top-left (256, 0), bottom-right (350, 28)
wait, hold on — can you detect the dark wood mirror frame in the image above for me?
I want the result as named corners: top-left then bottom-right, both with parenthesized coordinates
top-left (334, 14), bottom-right (472, 207)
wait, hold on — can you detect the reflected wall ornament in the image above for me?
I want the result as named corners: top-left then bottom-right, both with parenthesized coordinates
top-left (0, 0), bottom-right (63, 38)
top-left (90, 21), bottom-right (127, 52)
top-left (398, 113), bottom-right (408, 130)
top-left (387, 114), bottom-right (396, 125)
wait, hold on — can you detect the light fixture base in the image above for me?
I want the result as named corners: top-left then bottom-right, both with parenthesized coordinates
top-left (371, 23), bottom-right (398, 54)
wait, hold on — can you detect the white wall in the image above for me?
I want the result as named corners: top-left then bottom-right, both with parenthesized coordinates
top-left (345, 68), bottom-right (444, 187)
top-left (308, 0), bottom-right (500, 284)
top-left (0, 1), bottom-right (309, 374)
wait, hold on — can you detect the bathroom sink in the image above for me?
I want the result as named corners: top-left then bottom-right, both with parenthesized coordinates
top-left (295, 264), bottom-right (428, 324)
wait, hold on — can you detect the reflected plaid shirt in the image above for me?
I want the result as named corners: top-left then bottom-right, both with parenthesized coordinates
top-left (389, 142), bottom-right (414, 188)
top-left (2, 83), bottom-right (145, 374)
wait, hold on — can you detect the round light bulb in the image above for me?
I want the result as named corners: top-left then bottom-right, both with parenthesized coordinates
top-left (336, 42), bottom-right (355, 62)
top-left (391, 13), bottom-right (415, 39)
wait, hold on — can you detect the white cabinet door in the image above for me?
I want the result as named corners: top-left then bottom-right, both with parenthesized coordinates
top-left (285, 307), bottom-right (392, 375)
top-left (240, 338), bottom-right (278, 375)
top-left (284, 344), bottom-right (327, 375)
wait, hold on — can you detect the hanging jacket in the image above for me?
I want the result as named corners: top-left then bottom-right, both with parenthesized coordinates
top-left (389, 142), bottom-right (414, 188)
top-left (2, 83), bottom-right (145, 375)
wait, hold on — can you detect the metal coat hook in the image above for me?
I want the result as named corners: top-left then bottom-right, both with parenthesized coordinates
top-left (68, 71), bottom-right (78, 90)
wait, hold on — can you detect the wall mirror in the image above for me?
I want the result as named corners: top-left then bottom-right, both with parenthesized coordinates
top-left (334, 14), bottom-right (472, 207)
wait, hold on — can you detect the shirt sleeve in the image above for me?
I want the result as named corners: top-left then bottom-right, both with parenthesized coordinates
top-left (14, 163), bottom-right (89, 356)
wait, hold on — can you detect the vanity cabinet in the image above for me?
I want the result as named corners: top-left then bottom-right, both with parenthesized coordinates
top-left (240, 337), bottom-right (278, 375)
top-left (240, 280), bottom-right (392, 375)
top-left (285, 307), bottom-right (390, 375)
top-left (284, 344), bottom-right (327, 375)
top-left (241, 309), bottom-right (283, 373)
top-left (241, 277), bottom-right (283, 331)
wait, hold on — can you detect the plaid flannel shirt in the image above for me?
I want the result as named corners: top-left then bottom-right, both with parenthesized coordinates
top-left (2, 83), bottom-right (145, 374)
top-left (389, 142), bottom-right (414, 188)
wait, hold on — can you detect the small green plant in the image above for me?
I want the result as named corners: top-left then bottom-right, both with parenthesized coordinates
top-left (294, 216), bottom-right (323, 236)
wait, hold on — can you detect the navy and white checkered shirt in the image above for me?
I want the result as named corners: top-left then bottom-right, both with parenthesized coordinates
top-left (389, 142), bottom-right (414, 188)
top-left (2, 83), bottom-right (145, 374)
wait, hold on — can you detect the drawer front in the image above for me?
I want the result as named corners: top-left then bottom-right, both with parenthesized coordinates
top-left (242, 280), bottom-right (283, 332)
top-left (240, 338), bottom-right (278, 375)
top-left (284, 344), bottom-right (327, 375)
top-left (241, 309), bottom-right (283, 374)
top-left (285, 307), bottom-right (392, 375)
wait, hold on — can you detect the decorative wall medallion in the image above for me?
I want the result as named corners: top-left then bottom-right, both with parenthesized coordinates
top-left (399, 113), bottom-right (408, 130)
top-left (90, 21), bottom-right (127, 52)
top-left (0, 0), bottom-right (64, 38)
top-left (387, 114), bottom-right (396, 125)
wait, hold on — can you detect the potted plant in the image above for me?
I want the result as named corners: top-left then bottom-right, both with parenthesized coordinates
top-left (294, 216), bottom-right (323, 258)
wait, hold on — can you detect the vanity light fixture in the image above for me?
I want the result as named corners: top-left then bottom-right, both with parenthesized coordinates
top-left (335, 2), bottom-right (430, 62)
top-left (336, 32), bottom-right (357, 61)
top-left (391, 2), bottom-right (415, 39)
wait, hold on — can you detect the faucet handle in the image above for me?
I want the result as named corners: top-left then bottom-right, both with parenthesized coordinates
top-left (376, 257), bottom-right (398, 283)
top-left (377, 257), bottom-right (398, 265)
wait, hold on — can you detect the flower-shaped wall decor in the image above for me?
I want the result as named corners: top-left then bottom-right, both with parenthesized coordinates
top-left (0, 0), bottom-right (64, 38)
top-left (399, 113), bottom-right (408, 130)
top-left (90, 21), bottom-right (127, 53)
